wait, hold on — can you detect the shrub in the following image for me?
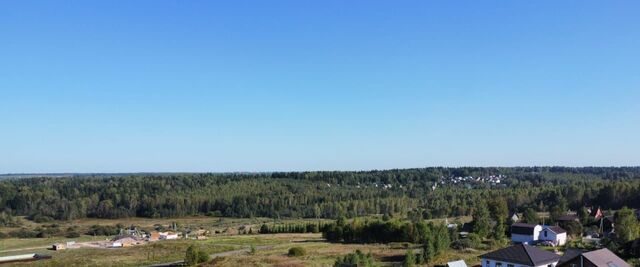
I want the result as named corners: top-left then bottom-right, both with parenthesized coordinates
top-left (31, 215), bottom-right (54, 223)
top-left (466, 233), bottom-right (483, 248)
top-left (66, 231), bottom-right (81, 238)
top-left (185, 245), bottom-right (197, 266)
top-left (403, 249), bottom-right (415, 267)
top-left (288, 246), bottom-right (306, 257)
top-left (9, 228), bottom-right (38, 238)
top-left (185, 244), bottom-right (209, 265)
top-left (334, 250), bottom-right (376, 267)
top-left (196, 250), bottom-right (209, 263)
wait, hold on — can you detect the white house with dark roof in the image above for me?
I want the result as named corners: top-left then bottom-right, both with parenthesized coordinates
top-left (511, 223), bottom-right (542, 244)
top-left (481, 244), bottom-right (560, 267)
top-left (539, 226), bottom-right (567, 246)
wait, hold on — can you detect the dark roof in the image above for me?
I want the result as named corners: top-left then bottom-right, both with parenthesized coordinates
top-left (481, 244), bottom-right (560, 265)
top-left (558, 249), bottom-right (584, 264)
top-left (582, 248), bottom-right (630, 267)
top-left (511, 223), bottom-right (538, 235)
top-left (555, 214), bottom-right (579, 221)
top-left (545, 226), bottom-right (567, 234)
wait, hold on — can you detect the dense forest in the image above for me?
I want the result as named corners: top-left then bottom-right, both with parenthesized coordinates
top-left (1, 167), bottom-right (639, 221)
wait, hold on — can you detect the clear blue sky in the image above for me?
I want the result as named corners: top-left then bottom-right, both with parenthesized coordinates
top-left (1, 1), bottom-right (639, 173)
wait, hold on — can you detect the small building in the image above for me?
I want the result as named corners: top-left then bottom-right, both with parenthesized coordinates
top-left (481, 244), bottom-right (560, 267)
top-left (111, 236), bottom-right (137, 247)
top-left (510, 212), bottom-right (520, 223)
top-left (52, 243), bottom-right (66, 251)
top-left (448, 260), bottom-right (468, 267)
top-left (540, 226), bottom-right (567, 246)
top-left (511, 223), bottom-right (542, 245)
top-left (555, 214), bottom-right (579, 223)
top-left (558, 248), bottom-right (629, 267)
top-left (159, 231), bottom-right (178, 240)
top-left (149, 231), bottom-right (160, 241)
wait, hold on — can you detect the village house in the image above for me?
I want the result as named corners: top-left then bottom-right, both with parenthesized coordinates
top-left (51, 243), bottom-right (66, 251)
top-left (558, 248), bottom-right (629, 267)
top-left (481, 244), bottom-right (560, 267)
top-left (111, 236), bottom-right (138, 247)
top-left (511, 223), bottom-right (542, 244)
top-left (148, 231), bottom-right (160, 241)
top-left (539, 226), bottom-right (567, 246)
top-left (159, 231), bottom-right (179, 240)
top-left (555, 214), bottom-right (579, 224)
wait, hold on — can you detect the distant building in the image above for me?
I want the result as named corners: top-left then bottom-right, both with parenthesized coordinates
top-left (111, 236), bottom-right (138, 247)
top-left (555, 214), bottom-right (579, 223)
top-left (540, 226), bottom-right (567, 246)
top-left (558, 248), bottom-right (629, 267)
top-left (148, 231), bottom-right (160, 241)
top-left (511, 223), bottom-right (542, 244)
top-left (159, 231), bottom-right (178, 240)
top-left (481, 244), bottom-right (560, 267)
top-left (510, 212), bottom-right (520, 223)
top-left (52, 243), bottom-right (66, 251)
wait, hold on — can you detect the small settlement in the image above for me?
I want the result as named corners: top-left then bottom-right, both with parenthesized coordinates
top-left (49, 225), bottom-right (216, 251)
top-left (450, 208), bottom-right (632, 267)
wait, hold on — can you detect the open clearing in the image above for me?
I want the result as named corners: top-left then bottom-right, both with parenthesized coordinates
top-left (1, 232), bottom-right (492, 266)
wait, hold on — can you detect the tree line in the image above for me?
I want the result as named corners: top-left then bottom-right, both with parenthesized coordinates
top-left (0, 167), bottom-right (639, 221)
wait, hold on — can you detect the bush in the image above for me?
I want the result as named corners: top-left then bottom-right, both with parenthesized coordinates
top-left (466, 233), bottom-right (483, 248)
top-left (403, 249), bottom-right (415, 267)
top-left (185, 244), bottom-right (209, 265)
top-left (31, 215), bottom-right (54, 223)
top-left (86, 225), bottom-right (119, 236)
top-left (9, 228), bottom-right (38, 238)
top-left (334, 250), bottom-right (376, 267)
top-left (196, 250), bottom-right (209, 263)
top-left (66, 231), bottom-right (81, 238)
top-left (288, 246), bottom-right (306, 257)
top-left (0, 212), bottom-right (21, 227)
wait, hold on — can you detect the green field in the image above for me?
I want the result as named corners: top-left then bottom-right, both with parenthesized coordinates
top-left (1, 233), bottom-right (493, 267)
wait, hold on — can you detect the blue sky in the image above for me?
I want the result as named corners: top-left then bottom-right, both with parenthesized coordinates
top-left (1, 1), bottom-right (639, 173)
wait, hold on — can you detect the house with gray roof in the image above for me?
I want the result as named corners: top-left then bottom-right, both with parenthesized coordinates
top-left (481, 244), bottom-right (561, 267)
top-left (557, 248), bottom-right (629, 267)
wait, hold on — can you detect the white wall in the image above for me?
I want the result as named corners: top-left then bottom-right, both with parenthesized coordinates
top-left (512, 234), bottom-right (535, 244)
top-left (540, 228), bottom-right (567, 246)
top-left (482, 258), bottom-right (558, 267)
top-left (511, 225), bottom-right (542, 244)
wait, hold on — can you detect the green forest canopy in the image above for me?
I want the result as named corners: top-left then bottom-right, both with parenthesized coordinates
top-left (1, 167), bottom-right (639, 221)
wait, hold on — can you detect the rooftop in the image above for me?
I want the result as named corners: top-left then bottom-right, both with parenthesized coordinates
top-left (481, 244), bottom-right (560, 266)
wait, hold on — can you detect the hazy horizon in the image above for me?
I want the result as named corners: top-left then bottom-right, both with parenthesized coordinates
top-left (2, 1), bottom-right (639, 173)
